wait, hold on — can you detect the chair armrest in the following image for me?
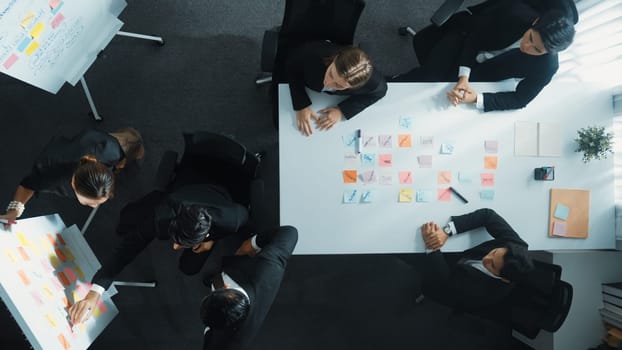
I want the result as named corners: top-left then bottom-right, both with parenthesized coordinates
top-left (431, 0), bottom-right (465, 26)
top-left (154, 150), bottom-right (178, 191)
top-left (260, 26), bottom-right (281, 73)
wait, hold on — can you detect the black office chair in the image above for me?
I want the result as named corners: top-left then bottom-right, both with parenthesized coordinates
top-left (255, 0), bottom-right (366, 85)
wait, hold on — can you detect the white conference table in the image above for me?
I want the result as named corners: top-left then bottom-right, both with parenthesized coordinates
top-left (279, 82), bottom-right (615, 254)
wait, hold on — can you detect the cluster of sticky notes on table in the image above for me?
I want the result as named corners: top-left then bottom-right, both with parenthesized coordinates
top-left (478, 140), bottom-right (498, 200)
top-left (551, 203), bottom-right (570, 236)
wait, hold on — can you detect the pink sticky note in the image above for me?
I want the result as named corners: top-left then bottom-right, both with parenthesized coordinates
top-left (30, 291), bottom-right (44, 306)
top-left (552, 221), bottom-right (567, 236)
top-left (3, 54), bottom-right (18, 70)
top-left (379, 154), bottom-right (392, 167)
top-left (49, 0), bottom-right (61, 9)
top-left (64, 267), bottom-right (76, 283)
top-left (418, 155), bottom-right (432, 168)
top-left (438, 171), bottom-right (451, 184)
top-left (481, 173), bottom-right (495, 186)
top-left (378, 135), bottom-right (392, 148)
top-left (485, 140), bottom-right (498, 153)
top-left (438, 188), bottom-right (451, 202)
top-left (399, 171), bottom-right (413, 184)
top-left (51, 13), bottom-right (64, 29)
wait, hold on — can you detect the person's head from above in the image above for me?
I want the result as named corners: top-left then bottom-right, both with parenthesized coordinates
top-left (109, 127), bottom-right (145, 164)
top-left (169, 204), bottom-right (212, 250)
top-left (520, 10), bottom-right (575, 56)
top-left (482, 242), bottom-right (534, 283)
top-left (71, 156), bottom-right (114, 208)
top-left (323, 46), bottom-right (373, 91)
top-left (200, 289), bottom-right (250, 331)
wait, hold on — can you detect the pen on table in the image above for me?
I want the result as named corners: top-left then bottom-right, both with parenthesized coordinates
top-left (449, 186), bottom-right (469, 203)
top-left (356, 129), bottom-right (362, 154)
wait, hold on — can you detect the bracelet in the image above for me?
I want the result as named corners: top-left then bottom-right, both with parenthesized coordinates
top-left (7, 201), bottom-right (25, 218)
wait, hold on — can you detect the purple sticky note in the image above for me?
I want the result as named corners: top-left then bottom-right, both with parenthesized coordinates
top-left (552, 221), bottom-right (567, 236)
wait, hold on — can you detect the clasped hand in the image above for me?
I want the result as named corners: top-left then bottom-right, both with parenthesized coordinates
top-left (295, 106), bottom-right (342, 136)
top-left (446, 78), bottom-right (477, 106)
top-left (67, 291), bottom-right (100, 325)
top-left (421, 222), bottom-right (449, 251)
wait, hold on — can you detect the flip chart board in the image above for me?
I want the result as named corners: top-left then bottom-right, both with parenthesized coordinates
top-left (0, 0), bottom-right (127, 93)
top-left (0, 214), bottom-right (118, 350)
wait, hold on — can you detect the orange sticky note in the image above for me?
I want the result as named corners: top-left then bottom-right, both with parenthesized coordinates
top-left (57, 272), bottom-right (70, 286)
top-left (17, 247), bottom-right (30, 261)
top-left (17, 270), bottom-right (30, 286)
top-left (438, 171), bottom-right (451, 184)
top-left (481, 173), bottom-right (495, 186)
top-left (399, 171), bottom-right (412, 184)
top-left (55, 248), bottom-right (67, 262)
top-left (56, 233), bottom-right (66, 246)
top-left (398, 134), bottom-right (412, 148)
top-left (47, 233), bottom-right (56, 246)
top-left (379, 154), bottom-right (392, 167)
top-left (58, 334), bottom-right (70, 350)
top-left (64, 267), bottom-right (76, 283)
top-left (484, 156), bottom-right (498, 170)
top-left (343, 170), bottom-right (357, 183)
top-left (438, 188), bottom-right (451, 202)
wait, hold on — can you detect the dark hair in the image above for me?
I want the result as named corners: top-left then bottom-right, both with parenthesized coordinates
top-left (327, 46), bottom-right (373, 89)
top-left (111, 127), bottom-right (145, 162)
top-left (200, 289), bottom-right (250, 330)
top-left (73, 156), bottom-right (114, 199)
top-left (168, 204), bottom-right (211, 247)
top-left (533, 10), bottom-right (575, 53)
top-left (500, 242), bottom-right (534, 282)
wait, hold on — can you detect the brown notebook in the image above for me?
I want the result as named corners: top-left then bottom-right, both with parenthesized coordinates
top-left (548, 188), bottom-right (590, 238)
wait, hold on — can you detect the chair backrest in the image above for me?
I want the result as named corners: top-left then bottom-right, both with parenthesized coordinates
top-left (468, 0), bottom-right (578, 25)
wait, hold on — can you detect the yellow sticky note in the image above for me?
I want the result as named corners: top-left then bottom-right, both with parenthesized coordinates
top-left (62, 247), bottom-right (75, 261)
top-left (92, 305), bottom-right (101, 318)
top-left (44, 313), bottom-right (57, 328)
top-left (484, 156), bottom-right (498, 170)
top-left (30, 22), bottom-right (45, 39)
top-left (42, 285), bottom-right (54, 299)
top-left (399, 188), bottom-right (413, 203)
top-left (4, 249), bottom-right (18, 263)
top-left (25, 41), bottom-right (39, 56)
top-left (74, 265), bottom-right (85, 280)
top-left (72, 291), bottom-right (80, 304)
top-left (16, 232), bottom-right (31, 246)
top-left (20, 12), bottom-right (35, 28)
top-left (29, 244), bottom-right (41, 257)
top-left (39, 237), bottom-right (52, 252)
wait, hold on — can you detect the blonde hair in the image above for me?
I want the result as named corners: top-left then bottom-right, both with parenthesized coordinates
top-left (329, 46), bottom-right (373, 89)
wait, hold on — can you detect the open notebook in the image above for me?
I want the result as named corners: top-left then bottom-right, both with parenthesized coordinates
top-left (514, 121), bottom-right (562, 157)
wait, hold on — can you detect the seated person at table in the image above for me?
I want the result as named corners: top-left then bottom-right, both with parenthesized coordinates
top-left (416, 208), bottom-right (534, 311)
top-left (393, 0), bottom-right (575, 112)
top-left (201, 225), bottom-right (298, 350)
top-left (0, 128), bottom-right (144, 221)
top-left (285, 41), bottom-right (387, 136)
top-left (67, 183), bottom-right (249, 325)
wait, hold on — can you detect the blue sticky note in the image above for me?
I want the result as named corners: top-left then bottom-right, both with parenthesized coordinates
top-left (361, 190), bottom-right (373, 203)
top-left (554, 204), bottom-right (570, 220)
top-left (458, 171), bottom-right (473, 183)
top-left (343, 190), bottom-right (359, 204)
top-left (480, 189), bottom-right (495, 200)
top-left (342, 132), bottom-right (357, 147)
top-left (416, 189), bottom-right (433, 202)
top-left (440, 143), bottom-right (454, 154)
top-left (51, 2), bottom-right (64, 15)
top-left (17, 37), bottom-right (31, 52)
top-left (399, 116), bottom-right (412, 129)
top-left (360, 153), bottom-right (376, 167)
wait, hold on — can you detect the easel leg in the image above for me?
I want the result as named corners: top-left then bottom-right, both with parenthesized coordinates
top-left (80, 77), bottom-right (102, 121)
top-left (116, 31), bottom-right (165, 45)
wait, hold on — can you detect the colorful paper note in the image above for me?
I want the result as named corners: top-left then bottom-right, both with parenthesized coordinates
top-left (49, 0), bottom-right (62, 9)
top-left (64, 267), bottom-right (77, 283)
top-left (420, 136), bottom-right (434, 146)
top-left (55, 248), bottom-right (67, 262)
top-left (552, 221), bottom-right (567, 236)
top-left (361, 134), bottom-right (376, 148)
top-left (481, 173), bottom-right (494, 186)
top-left (16, 233), bottom-right (31, 246)
top-left (554, 204), bottom-right (570, 220)
top-left (56, 233), bottom-right (66, 245)
top-left (20, 12), bottom-right (35, 28)
top-left (343, 190), bottom-right (359, 204)
top-left (47, 233), bottom-right (56, 246)
top-left (3, 54), bottom-right (18, 69)
top-left (17, 270), bottom-right (31, 286)
top-left (360, 190), bottom-right (373, 203)
top-left (438, 188), bottom-right (451, 202)
top-left (416, 189), bottom-right (433, 202)
top-left (17, 37), bottom-right (31, 52)
top-left (438, 171), bottom-right (451, 184)
top-left (458, 171), bottom-right (473, 183)
top-left (440, 143), bottom-right (454, 154)
top-left (63, 247), bottom-right (75, 261)
top-left (399, 171), bottom-right (413, 184)
top-left (57, 272), bottom-right (70, 286)
top-left (379, 173), bottom-right (393, 185)
top-left (485, 140), bottom-right (498, 153)
top-left (378, 135), bottom-right (392, 148)
top-left (344, 153), bottom-right (359, 168)
top-left (360, 153), bottom-right (376, 167)
top-left (343, 170), bottom-right (357, 184)
top-left (45, 313), bottom-right (57, 328)
top-left (42, 285), bottom-right (54, 299)
top-left (342, 132), bottom-right (357, 147)
top-left (398, 134), bottom-right (412, 148)
top-left (399, 188), bottom-right (413, 203)
top-left (58, 334), bottom-right (70, 350)
top-left (51, 13), bottom-right (65, 29)
top-left (379, 154), bottom-right (392, 167)
top-left (30, 291), bottom-right (44, 306)
top-left (359, 170), bottom-right (376, 184)
top-left (399, 116), bottom-right (412, 129)
top-left (5, 249), bottom-right (18, 264)
top-left (74, 265), bottom-right (85, 280)
top-left (17, 247), bottom-right (30, 261)
top-left (50, 255), bottom-right (60, 268)
top-left (484, 156), bottom-right (498, 169)
top-left (418, 155), bottom-right (432, 168)
top-left (480, 189), bottom-right (495, 200)
top-left (51, 1), bottom-right (64, 14)
top-left (30, 22), bottom-right (45, 39)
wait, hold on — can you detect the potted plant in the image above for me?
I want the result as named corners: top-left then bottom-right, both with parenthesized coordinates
top-left (575, 125), bottom-right (613, 163)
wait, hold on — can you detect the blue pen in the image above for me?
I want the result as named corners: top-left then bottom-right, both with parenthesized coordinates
top-left (349, 190), bottom-right (358, 202)
top-left (356, 129), bottom-right (362, 154)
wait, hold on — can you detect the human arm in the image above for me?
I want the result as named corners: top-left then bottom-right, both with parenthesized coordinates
top-left (336, 72), bottom-right (387, 119)
top-left (421, 222), bottom-right (450, 250)
top-left (0, 185), bottom-right (35, 223)
top-left (479, 66), bottom-right (553, 111)
top-left (68, 290), bottom-right (101, 325)
top-left (450, 208), bottom-right (526, 245)
top-left (315, 107), bottom-right (344, 131)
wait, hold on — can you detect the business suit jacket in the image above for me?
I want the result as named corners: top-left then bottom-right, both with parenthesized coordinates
top-left (422, 208), bottom-right (528, 312)
top-left (203, 226), bottom-right (298, 350)
top-left (285, 41), bottom-right (387, 119)
top-left (414, 0), bottom-right (559, 112)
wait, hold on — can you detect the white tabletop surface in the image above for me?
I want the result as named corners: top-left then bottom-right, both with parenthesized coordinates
top-left (279, 82), bottom-right (616, 254)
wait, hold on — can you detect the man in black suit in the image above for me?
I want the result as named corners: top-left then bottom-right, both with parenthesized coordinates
top-left (394, 0), bottom-right (575, 112)
top-left (285, 40), bottom-right (387, 136)
top-left (200, 225), bottom-right (298, 350)
top-left (416, 208), bottom-right (534, 312)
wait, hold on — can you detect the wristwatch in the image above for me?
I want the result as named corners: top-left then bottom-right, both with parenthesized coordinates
top-left (443, 224), bottom-right (453, 236)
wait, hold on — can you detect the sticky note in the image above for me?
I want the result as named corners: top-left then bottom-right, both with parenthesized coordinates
top-left (379, 154), bottom-right (392, 167)
top-left (5, 249), bottom-right (18, 263)
top-left (55, 248), bottom-right (67, 262)
top-left (554, 204), bottom-right (570, 220)
top-left (51, 1), bottom-right (64, 14)
top-left (72, 290), bottom-right (81, 304)
top-left (398, 134), bottom-right (412, 148)
top-left (45, 313), bottom-right (57, 328)
top-left (399, 188), bottom-right (413, 203)
top-left (97, 299), bottom-right (107, 313)
top-left (481, 173), bottom-right (494, 186)
top-left (62, 248), bottom-right (74, 261)
top-left (379, 135), bottom-right (392, 148)
top-left (399, 171), bottom-right (413, 184)
top-left (51, 13), bottom-right (65, 29)
top-left (399, 116), bottom-right (412, 129)
top-left (49, 0), bottom-right (62, 9)
top-left (438, 188), bottom-right (451, 202)
top-left (480, 189), bottom-right (495, 200)
top-left (342, 132), bottom-right (357, 147)
top-left (458, 172), bottom-right (473, 183)
top-left (47, 233), bottom-right (56, 246)
top-left (58, 334), bottom-right (70, 350)
top-left (50, 255), bottom-right (60, 268)
top-left (39, 237), bottom-right (52, 251)
top-left (62, 296), bottom-right (70, 308)
top-left (17, 270), bottom-right (30, 286)
top-left (421, 136), bottom-right (434, 146)
top-left (344, 153), bottom-right (359, 168)
top-left (16, 232), bottom-right (31, 246)
top-left (485, 140), bottom-right (498, 153)
top-left (56, 233), bottom-right (66, 245)
top-left (416, 189), bottom-right (433, 202)
top-left (360, 153), bottom-right (376, 167)
top-left (58, 272), bottom-right (70, 286)
top-left (552, 221), bottom-right (567, 236)
top-left (484, 156), bottom-right (498, 169)
top-left (361, 134), bottom-right (376, 148)
top-left (359, 170), bottom-right (376, 184)
top-left (361, 190), bottom-right (373, 203)
top-left (2, 53), bottom-right (18, 69)
top-left (51, 278), bottom-right (64, 291)
top-left (64, 267), bottom-right (77, 283)
top-left (74, 265), bottom-right (85, 280)
top-left (438, 171), bottom-right (451, 184)
top-left (30, 291), bottom-right (44, 306)
top-left (343, 170), bottom-right (357, 183)
top-left (343, 190), bottom-right (359, 204)
top-left (30, 22), bottom-right (45, 39)
top-left (20, 12), bottom-right (35, 28)
top-left (418, 155), bottom-right (432, 168)
top-left (42, 285), bottom-right (54, 298)
top-left (440, 143), bottom-right (454, 154)
top-left (17, 247), bottom-right (30, 261)
top-left (379, 173), bottom-right (392, 185)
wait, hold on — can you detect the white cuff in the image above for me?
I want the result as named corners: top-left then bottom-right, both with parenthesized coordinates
top-left (476, 93), bottom-right (484, 109)
top-left (447, 221), bottom-right (457, 235)
top-left (204, 326), bottom-right (210, 335)
top-left (458, 66), bottom-right (471, 79)
top-left (250, 235), bottom-right (262, 253)
top-left (90, 284), bottom-right (105, 296)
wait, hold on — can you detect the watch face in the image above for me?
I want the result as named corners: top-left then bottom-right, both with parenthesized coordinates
top-left (443, 226), bottom-right (452, 234)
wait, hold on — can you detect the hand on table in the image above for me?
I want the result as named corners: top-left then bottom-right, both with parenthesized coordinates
top-left (421, 221), bottom-right (449, 251)
top-left (447, 77), bottom-right (477, 106)
top-left (296, 107), bottom-right (319, 136)
top-left (315, 107), bottom-right (343, 131)
top-left (68, 291), bottom-right (100, 325)
top-left (0, 211), bottom-right (18, 230)
top-left (191, 240), bottom-right (214, 254)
